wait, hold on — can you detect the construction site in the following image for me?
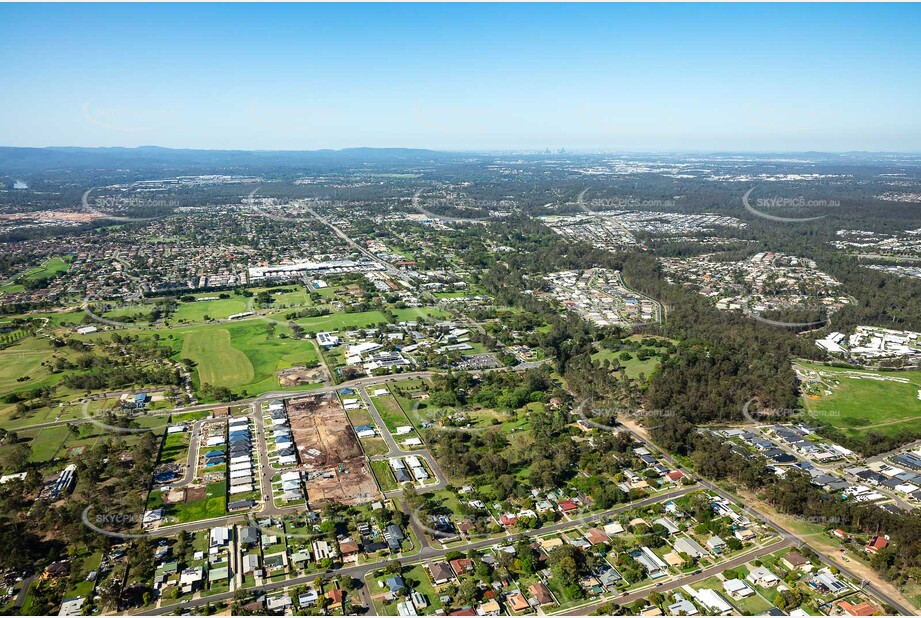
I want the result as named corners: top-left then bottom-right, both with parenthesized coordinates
top-left (287, 393), bottom-right (380, 507)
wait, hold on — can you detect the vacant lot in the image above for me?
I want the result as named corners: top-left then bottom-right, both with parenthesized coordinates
top-left (172, 296), bottom-right (250, 323)
top-left (288, 393), bottom-right (379, 506)
top-left (176, 321), bottom-right (318, 395)
top-left (182, 327), bottom-right (254, 387)
top-left (369, 460), bottom-right (398, 492)
top-left (0, 336), bottom-right (64, 397)
top-left (798, 361), bottom-right (921, 439)
top-left (370, 394), bottom-right (413, 434)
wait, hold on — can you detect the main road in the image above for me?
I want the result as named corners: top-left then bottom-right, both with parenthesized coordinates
top-left (616, 424), bottom-right (915, 616)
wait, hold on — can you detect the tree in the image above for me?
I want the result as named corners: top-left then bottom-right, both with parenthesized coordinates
top-left (1, 443), bottom-right (31, 472)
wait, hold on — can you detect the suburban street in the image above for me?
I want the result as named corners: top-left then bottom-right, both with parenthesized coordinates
top-left (135, 486), bottom-right (697, 616)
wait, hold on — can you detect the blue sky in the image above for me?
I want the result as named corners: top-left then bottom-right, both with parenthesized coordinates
top-left (1, 3), bottom-right (919, 152)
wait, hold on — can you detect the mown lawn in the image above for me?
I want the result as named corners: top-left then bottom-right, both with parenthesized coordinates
top-left (182, 327), bottom-right (255, 387)
top-left (173, 320), bottom-right (319, 396)
top-left (370, 460), bottom-right (398, 492)
top-left (797, 361), bottom-right (921, 439)
top-left (160, 431), bottom-right (191, 464)
top-left (29, 426), bottom-right (70, 462)
top-left (169, 481), bottom-right (227, 523)
top-left (1, 256), bottom-right (70, 294)
top-left (371, 395), bottom-right (412, 434)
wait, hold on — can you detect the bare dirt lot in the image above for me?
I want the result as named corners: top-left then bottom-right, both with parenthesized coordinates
top-left (278, 366), bottom-right (326, 387)
top-left (163, 486), bottom-right (206, 504)
top-left (287, 393), bottom-right (379, 507)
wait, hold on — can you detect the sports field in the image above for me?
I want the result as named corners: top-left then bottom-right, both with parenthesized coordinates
top-left (182, 327), bottom-right (255, 387)
top-left (0, 336), bottom-right (64, 396)
top-left (172, 296), bottom-right (250, 323)
top-left (288, 306), bottom-right (447, 332)
top-left (797, 361), bottom-right (921, 439)
top-left (177, 320), bottom-right (320, 395)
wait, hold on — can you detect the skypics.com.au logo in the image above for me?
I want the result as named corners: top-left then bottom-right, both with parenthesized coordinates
top-left (742, 187), bottom-right (838, 224)
top-left (741, 398), bottom-right (839, 425)
top-left (576, 188), bottom-right (675, 215)
top-left (82, 187), bottom-right (177, 223)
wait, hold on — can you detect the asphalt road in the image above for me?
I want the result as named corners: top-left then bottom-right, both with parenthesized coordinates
top-left (621, 427), bottom-right (916, 616)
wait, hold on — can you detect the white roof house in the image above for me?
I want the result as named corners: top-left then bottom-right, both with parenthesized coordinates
top-left (242, 553), bottom-right (260, 574)
top-left (693, 589), bottom-right (732, 615)
top-left (210, 527), bottom-right (230, 547)
top-left (747, 565), bottom-right (780, 587)
top-left (59, 597), bottom-right (85, 616)
top-left (723, 578), bottom-right (754, 598)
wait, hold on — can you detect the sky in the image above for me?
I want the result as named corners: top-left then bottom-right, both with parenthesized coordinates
top-left (1, 3), bottom-right (920, 153)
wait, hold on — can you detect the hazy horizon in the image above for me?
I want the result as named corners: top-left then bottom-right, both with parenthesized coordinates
top-left (4, 144), bottom-right (921, 156)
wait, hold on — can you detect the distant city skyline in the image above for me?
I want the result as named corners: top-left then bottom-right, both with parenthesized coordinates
top-left (1, 3), bottom-right (920, 152)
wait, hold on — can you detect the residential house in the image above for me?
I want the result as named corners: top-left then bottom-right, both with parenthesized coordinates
top-left (723, 578), bottom-right (754, 599)
top-left (706, 536), bottom-right (727, 553)
top-left (428, 561), bottom-right (455, 585)
top-left (781, 551), bottom-right (810, 571)
top-left (865, 535), bottom-right (889, 554)
top-left (506, 591), bottom-right (529, 612)
top-left (674, 537), bottom-right (708, 559)
top-left (836, 600), bottom-right (883, 616)
top-left (667, 593), bottom-right (698, 616)
top-left (693, 589), bottom-right (732, 615)
top-left (529, 582), bottom-right (554, 606)
top-left (450, 558), bottom-right (474, 577)
top-left (746, 566), bottom-right (780, 587)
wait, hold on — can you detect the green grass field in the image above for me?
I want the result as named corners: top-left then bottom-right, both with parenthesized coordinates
top-left (0, 336), bottom-right (65, 397)
top-left (173, 320), bottom-right (319, 395)
top-left (182, 327), bottom-right (255, 387)
top-left (288, 307), bottom-right (448, 333)
top-left (28, 426), bottom-right (70, 461)
top-left (370, 395), bottom-right (412, 434)
top-left (153, 480), bottom-right (227, 523)
top-left (797, 361), bottom-right (921, 439)
top-left (172, 296), bottom-right (250, 322)
top-left (160, 431), bottom-right (192, 464)
top-left (1, 256), bottom-right (70, 294)
top-left (370, 460), bottom-right (398, 492)
top-left (591, 348), bottom-right (663, 381)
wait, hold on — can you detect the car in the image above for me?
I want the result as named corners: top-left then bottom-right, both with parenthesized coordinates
top-left (693, 569), bottom-right (702, 574)
top-left (654, 583), bottom-right (663, 587)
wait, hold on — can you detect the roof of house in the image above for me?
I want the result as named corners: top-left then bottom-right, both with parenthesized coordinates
top-left (507, 592), bottom-right (529, 611)
top-left (450, 558), bottom-right (473, 576)
top-left (837, 601), bottom-right (882, 616)
top-left (429, 561), bottom-right (454, 582)
top-left (784, 551), bottom-right (809, 566)
top-left (529, 581), bottom-right (554, 605)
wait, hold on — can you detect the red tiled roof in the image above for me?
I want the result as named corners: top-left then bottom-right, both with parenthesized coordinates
top-left (558, 499), bottom-right (578, 512)
top-left (866, 535), bottom-right (889, 552)
top-left (838, 601), bottom-right (882, 616)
